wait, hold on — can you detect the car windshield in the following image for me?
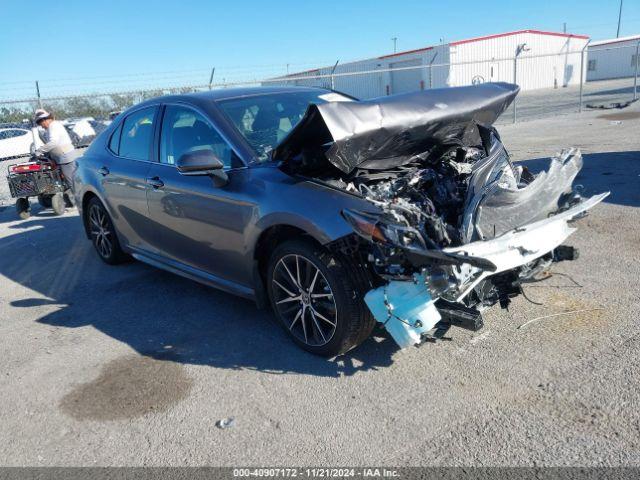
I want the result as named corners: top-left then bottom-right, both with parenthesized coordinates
top-left (217, 90), bottom-right (352, 162)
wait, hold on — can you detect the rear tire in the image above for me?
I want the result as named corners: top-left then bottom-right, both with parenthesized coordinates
top-left (51, 193), bottom-right (66, 215)
top-left (86, 197), bottom-right (128, 265)
top-left (37, 194), bottom-right (53, 209)
top-left (16, 198), bottom-right (30, 220)
top-left (266, 239), bottom-right (375, 357)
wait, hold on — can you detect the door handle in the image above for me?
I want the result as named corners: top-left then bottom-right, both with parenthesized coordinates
top-left (146, 176), bottom-right (165, 189)
top-left (98, 166), bottom-right (110, 176)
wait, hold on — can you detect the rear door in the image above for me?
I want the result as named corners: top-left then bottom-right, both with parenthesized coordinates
top-left (100, 106), bottom-right (158, 250)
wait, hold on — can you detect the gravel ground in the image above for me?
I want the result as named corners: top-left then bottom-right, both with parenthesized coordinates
top-left (0, 100), bottom-right (638, 467)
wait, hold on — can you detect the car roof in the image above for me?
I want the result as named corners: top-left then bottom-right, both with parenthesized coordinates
top-left (134, 85), bottom-right (331, 108)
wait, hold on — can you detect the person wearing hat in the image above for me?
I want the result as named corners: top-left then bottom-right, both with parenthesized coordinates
top-left (33, 109), bottom-right (80, 192)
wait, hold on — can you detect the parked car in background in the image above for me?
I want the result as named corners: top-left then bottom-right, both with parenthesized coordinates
top-left (61, 117), bottom-right (109, 148)
top-left (0, 126), bottom-right (42, 160)
top-left (73, 85), bottom-right (607, 356)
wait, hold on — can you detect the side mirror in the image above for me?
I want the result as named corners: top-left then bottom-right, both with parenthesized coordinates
top-left (176, 150), bottom-right (228, 185)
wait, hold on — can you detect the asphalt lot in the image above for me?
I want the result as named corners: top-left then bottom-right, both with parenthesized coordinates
top-left (495, 77), bottom-right (639, 125)
top-left (0, 102), bottom-right (639, 467)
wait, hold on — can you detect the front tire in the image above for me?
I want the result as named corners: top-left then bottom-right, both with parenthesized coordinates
top-left (266, 239), bottom-right (375, 357)
top-left (86, 197), bottom-right (128, 265)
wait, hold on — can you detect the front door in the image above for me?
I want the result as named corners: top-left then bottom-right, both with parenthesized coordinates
top-left (145, 104), bottom-right (252, 284)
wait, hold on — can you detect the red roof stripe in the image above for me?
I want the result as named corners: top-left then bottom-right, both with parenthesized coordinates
top-left (450, 29), bottom-right (589, 46)
top-left (378, 45), bottom-right (434, 60)
top-left (590, 36), bottom-right (640, 47)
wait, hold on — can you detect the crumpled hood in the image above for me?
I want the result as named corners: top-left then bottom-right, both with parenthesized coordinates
top-left (273, 82), bottom-right (519, 174)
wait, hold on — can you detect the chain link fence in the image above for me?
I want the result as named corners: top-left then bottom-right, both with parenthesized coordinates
top-left (0, 42), bottom-right (638, 164)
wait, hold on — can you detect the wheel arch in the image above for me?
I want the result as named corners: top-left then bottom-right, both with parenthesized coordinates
top-left (251, 224), bottom-right (326, 309)
top-left (80, 191), bottom-right (99, 238)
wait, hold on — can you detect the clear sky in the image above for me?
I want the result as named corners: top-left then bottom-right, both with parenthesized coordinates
top-left (1, 0), bottom-right (638, 99)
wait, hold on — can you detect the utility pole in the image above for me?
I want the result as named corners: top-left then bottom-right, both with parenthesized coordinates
top-left (35, 81), bottom-right (42, 109)
top-left (617, 0), bottom-right (623, 37)
top-left (391, 37), bottom-right (398, 53)
top-left (208, 67), bottom-right (215, 90)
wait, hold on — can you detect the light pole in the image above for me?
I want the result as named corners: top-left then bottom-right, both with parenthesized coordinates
top-left (513, 43), bottom-right (529, 123)
top-left (634, 40), bottom-right (639, 100)
top-left (579, 40), bottom-right (591, 112)
top-left (330, 60), bottom-right (339, 90)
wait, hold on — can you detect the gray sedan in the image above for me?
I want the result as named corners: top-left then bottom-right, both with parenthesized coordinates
top-left (74, 85), bottom-right (606, 356)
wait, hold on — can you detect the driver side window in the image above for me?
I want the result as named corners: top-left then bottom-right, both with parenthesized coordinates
top-left (160, 106), bottom-right (233, 167)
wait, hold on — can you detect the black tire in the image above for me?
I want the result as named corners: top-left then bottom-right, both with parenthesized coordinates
top-left (63, 189), bottom-right (76, 208)
top-left (51, 193), bottom-right (66, 216)
top-left (266, 239), bottom-right (375, 357)
top-left (37, 194), bottom-right (53, 209)
top-left (86, 197), bottom-right (128, 265)
top-left (16, 198), bottom-right (30, 220)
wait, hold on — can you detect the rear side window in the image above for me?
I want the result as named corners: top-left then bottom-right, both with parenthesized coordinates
top-left (118, 107), bottom-right (156, 161)
top-left (108, 123), bottom-right (123, 154)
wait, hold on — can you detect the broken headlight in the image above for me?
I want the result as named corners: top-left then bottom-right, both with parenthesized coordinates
top-left (341, 209), bottom-right (427, 250)
top-left (420, 266), bottom-right (458, 298)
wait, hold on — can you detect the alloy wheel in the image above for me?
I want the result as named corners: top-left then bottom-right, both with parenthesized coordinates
top-left (272, 254), bottom-right (337, 347)
top-left (89, 204), bottom-right (113, 259)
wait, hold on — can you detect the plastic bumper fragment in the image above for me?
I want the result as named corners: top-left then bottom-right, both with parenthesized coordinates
top-left (364, 274), bottom-right (442, 349)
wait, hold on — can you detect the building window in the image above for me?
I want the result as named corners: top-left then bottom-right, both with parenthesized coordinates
top-left (632, 54), bottom-right (639, 67)
top-left (587, 59), bottom-right (597, 72)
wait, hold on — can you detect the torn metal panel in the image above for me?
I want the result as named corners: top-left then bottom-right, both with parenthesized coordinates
top-left (472, 149), bottom-right (582, 240)
top-left (461, 144), bottom-right (583, 243)
top-left (273, 82), bottom-right (519, 174)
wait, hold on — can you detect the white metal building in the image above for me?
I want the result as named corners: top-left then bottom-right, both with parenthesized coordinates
top-left (586, 35), bottom-right (640, 81)
top-left (269, 29), bottom-right (590, 99)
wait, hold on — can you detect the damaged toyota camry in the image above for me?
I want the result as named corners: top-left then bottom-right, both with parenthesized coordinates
top-left (75, 84), bottom-right (608, 356)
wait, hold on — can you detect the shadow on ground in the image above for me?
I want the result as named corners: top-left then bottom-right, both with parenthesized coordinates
top-left (585, 85), bottom-right (638, 97)
top-left (2, 212), bottom-right (397, 378)
top-left (517, 151), bottom-right (640, 208)
top-left (7, 150), bottom-right (635, 378)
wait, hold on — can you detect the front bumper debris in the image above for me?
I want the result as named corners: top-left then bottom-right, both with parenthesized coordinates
top-left (364, 193), bottom-right (609, 349)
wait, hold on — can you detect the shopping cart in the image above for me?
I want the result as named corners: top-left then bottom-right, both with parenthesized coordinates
top-left (6, 155), bottom-right (74, 219)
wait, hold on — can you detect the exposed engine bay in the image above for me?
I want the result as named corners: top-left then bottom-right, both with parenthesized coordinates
top-left (275, 83), bottom-right (609, 348)
top-left (323, 131), bottom-right (513, 249)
